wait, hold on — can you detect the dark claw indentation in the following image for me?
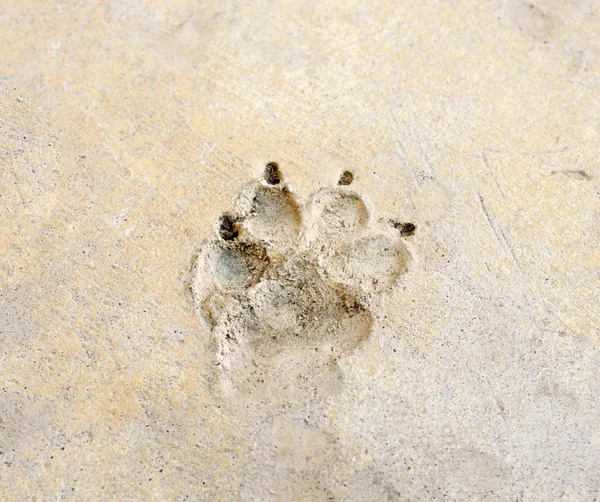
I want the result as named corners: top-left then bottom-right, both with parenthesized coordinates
top-left (338, 171), bottom-right (354, 186)
top-left (218, 213), bottom-right (239, 241)
top-left (264, 162), bottom-right (281, 185)
top-left (391, 221), bottom-right (416, 237)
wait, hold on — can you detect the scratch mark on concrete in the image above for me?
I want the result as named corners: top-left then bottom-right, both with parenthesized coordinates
top-left (550, 169), bottom-right (591, 180)
top-left (480, 150), bottom-right (505, 199)
top-left (389, 109), bottom-right (417, 186)
top-left (477, 194), bottom-right (519, 269)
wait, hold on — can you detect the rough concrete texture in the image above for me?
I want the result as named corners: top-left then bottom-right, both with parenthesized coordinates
top-left (0, 0), bottom-right (599, 500)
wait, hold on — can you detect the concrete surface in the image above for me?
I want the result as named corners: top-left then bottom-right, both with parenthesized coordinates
top-left (1, 0), bottom-right (599, 500)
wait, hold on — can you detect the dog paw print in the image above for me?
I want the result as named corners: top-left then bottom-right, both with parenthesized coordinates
top-left (190, 163), bottom-right (415, 392)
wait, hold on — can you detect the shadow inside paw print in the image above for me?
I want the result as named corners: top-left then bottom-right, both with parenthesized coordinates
top-left (190, 163), bottom-right (414, 394)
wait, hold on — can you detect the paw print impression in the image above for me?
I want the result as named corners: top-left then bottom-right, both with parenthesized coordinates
top-left (190, 163), bottom-right (414, 392)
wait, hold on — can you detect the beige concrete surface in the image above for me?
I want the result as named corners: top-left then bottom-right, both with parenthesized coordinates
top-left (1, 0), bottom-right (599, 500)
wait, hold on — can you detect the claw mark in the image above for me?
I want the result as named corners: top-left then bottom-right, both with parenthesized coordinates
top-left (391, 220), bottom-right (416, 237)
top-left (263, 161), bottom-right (282, 185)
top-left (218, 213), bottom-right (239, 241)
top-left (338, 170), bottom-right (354, 186)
